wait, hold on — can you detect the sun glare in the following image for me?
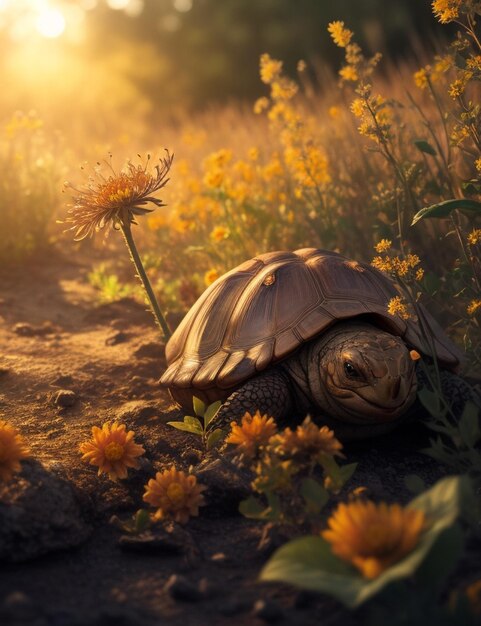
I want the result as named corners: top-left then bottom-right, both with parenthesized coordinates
top-left (35, 7), bottom-right (65, 38)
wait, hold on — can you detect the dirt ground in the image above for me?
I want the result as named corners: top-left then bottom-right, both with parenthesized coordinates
top-left (0, 252), bottom-right (480, 626)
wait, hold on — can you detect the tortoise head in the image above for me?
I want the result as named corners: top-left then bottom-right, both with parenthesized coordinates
top-left (313, 322), bottom-right (417, 424)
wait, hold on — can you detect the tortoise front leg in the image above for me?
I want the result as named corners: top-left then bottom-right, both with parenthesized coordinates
top-left (214, 368), bottom-right (294, 430)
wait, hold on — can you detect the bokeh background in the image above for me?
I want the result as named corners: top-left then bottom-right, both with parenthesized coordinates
top-left (0, 0), bottom-right (447, 136)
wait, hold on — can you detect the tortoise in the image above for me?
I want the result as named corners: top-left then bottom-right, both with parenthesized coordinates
top-left (160, 248), bottom-right (478, 439)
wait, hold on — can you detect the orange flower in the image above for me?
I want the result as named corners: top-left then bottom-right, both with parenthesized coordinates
top-left (65, 152), bottom-right (173, 240)
top-left (226, 410), bottom-right (277, 458)
top-left (0, 420), bottom-right (30, 482)
top-left (322, 500), bottom-right (425, 579)
top-left (273, 417), bottom-right (343, 461)
top-left (79, 422), bottom-right (145, 481)
top-left (143, 466), bottom-right (206, 524)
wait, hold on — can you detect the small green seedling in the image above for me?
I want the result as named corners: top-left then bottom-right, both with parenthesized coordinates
top-left (168, 396), bottom-right (225, 451)
top-left (110, 508), bottom-right (152, 535)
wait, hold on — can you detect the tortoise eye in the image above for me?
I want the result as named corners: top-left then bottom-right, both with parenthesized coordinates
top-left (344, 361), bottom-right (360, 378)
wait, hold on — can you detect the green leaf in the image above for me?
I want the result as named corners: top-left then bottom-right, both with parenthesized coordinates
top-left (417, 387), bottom-right (446, 419)
top-left (411, 198), bottom-right (481, 226)
top-left (206, 428), bottom-right (225, 450)
top-left (261, 476), bottom-right (464, 608)
top-left (414, 140), bottom-right (436, 156)
top-left (300, 478), bottom-right (329, 513)
top-left (204, 400), bottom-right (222, 428)
top-left (458, 402), bottom-right (481, 448)
top-left (239, 495), bottom-right (267, 519)
top-left (134, 509), bottom-right (151, 533)
top-left (184, 415), bottom-right (204, 432)
top-left (338, 462), bottom-right (357, 484)
top-left (166, 420), bottom-right (203, 436)
top-left (413, 525), bottom-right (463, 591)
top-left (404, 474), bottom-right (426, 494)
top-left (193, 396), bottom-right (206, 417)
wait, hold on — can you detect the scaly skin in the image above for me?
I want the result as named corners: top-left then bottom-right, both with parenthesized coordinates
top-left (214, 321), bottom-right (478, 440)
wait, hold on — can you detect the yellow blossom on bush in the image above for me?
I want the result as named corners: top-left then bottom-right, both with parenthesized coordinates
top-left (432, 0), bottom-right (462, 23)
top-left (226, 411), bottom-right (277, 458)
top-left (387, 296), bottom-right (412, 320)
top-left (143, 466), bottom-right (206, 524)
top-left (475, 158), bottom-right (481, 172)
top-left (468, 229), bottom-right (481, 246)
top-left (260, 53), bottom-right (283, 84)
top-left (414, 68), bottom-right (430, 89)
top-left (254, 97), bottom-right (269, 115)
top-left (210, 226), bottom-right (229, 242)
top-left (79, 422), bottom-right (145, 481)
top-left (272, 417), bottom-right (343, 462)
top-left (339, 65), bottom-right (358, 82)
top-left (350, 98), bottom-right (366, 117)
top-left (374, 239), bottom-right (392, 253)
top-left (204, 268), bottom-right (220, 286)
top-left (322, 500), bottom-right (425, 579)
top-left (467, 299), bottom-right (481, 316)
top-left (0, 420), bottom-right (30, 482)
top-left (328, 21), bottom-right (353, 48)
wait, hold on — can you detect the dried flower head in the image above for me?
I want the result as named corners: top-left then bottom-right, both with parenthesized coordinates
top-left (322, 500), bottom-right (425, 579)
top-left (467, 229), bottom-right (481, 246)
top-left (432, 0), bottom-right (462, 23)
top-left (79, 422), bottom-right (145, 481)
top-left (0, 420), bottom-right (30, 482)
top-left (143, 466), bottom-right (206, 524)
top-left (272, 417), bottom-right (343, 463)
top-left (226, 411), bottom-right (278, 458)
top-left (65, 151), bottom-right (173, 240)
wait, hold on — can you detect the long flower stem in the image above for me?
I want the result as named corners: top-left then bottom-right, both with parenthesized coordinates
top-left (120, 221), bottom-right (172, 341)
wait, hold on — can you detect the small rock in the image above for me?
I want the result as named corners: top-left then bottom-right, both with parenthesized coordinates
top-left (181, 449), bottom-right (202, 466)
top-left (164, 574), bottom-right (202, 602)
top-left (105, 332), bottom-right (129, 346)
top-left (13, 322), bottom-right (36, 336)
top-left (253, 599), bottom-right (284, 623)
top-left (52, 389), bottom-right (77, 408)
top-left (52, 374), bottom-right (74, 387)
top-left (210, 552), bottom-right (227, 563)
top-left (0, 460), bottom-right (91, 562)
top-left (116, 400), bottom-right (159, 422)
top-left (118, 531), bottom-right (184, 556)
top-left (217, 598), bottom-right (249, 617)
top-left (133, 342), bottom-right (164, 360)
top-left (2, 591), bottom-right (36, 621)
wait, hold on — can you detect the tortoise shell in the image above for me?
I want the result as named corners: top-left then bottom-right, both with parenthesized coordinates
top-left (161, 248), bottom-right (462, 404)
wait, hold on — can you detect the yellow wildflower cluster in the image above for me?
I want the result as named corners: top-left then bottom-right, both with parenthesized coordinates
top-left (432, 0), bottom-right (462, 23)
top-left (467, 299), bottom-right (481, 316)
top-left (413, 56), bottom-right (452, 89)
top-left (387, 296), bottom-right (412, 320)
top-left (260, 53), bottom-right (283, 85)
top-left (327, 21), bottom-right (353, 48)
top-left (4, 111), bottom-right (43, 139)
top-left (372, 251), bottom-right (424, 281)
top-left (468, 229), bottom-right (481, 246)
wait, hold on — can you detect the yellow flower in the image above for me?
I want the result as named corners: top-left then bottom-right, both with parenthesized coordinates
top-left (203, 169), bottom-right (224, 188)
top-left (210, 226), bottom-right (229, 242)
top-left (0, 421), bottom-right (30, 482)
top-left (329, 106), bottom-right (341, 119)
top-left (350, 98), bottom-right (366, 117)
top-left (467, 229), bottom-right (481, 246)
top-left (254, 97), bottom-right (269, 115)
top-left (328, 21), bottom-right (353, 48)
top-left (432, 0), bottom-right (462, 23)
top-left (226, 411), bottom-right (278, 458)
top-left (143, 466), bottom-right (206, 524)
top-left (260, 53), bottom-right (283, 84)
top-left (467, 299), bottom-right (481, 316)
top-left (79, 422), bottom-right (145, 481)
top-left (272, 416), bottom-right (343, 461)
top-left (322, 500), bottom-right (426, 579)
top-left (414, 68), bottom-right (429, 89)
top-left (204, 268), bottom-right (220, 286)
top-left (475, 158), bottom-right (481, 172)
top-left (339, 65), bottom-right (358, 82)
top-left (65, 152), bottom-right (173, 240)
top-left (387, 296), bottom-right (412, 320)
top-left (374, 239), bottom-right (392, 253)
